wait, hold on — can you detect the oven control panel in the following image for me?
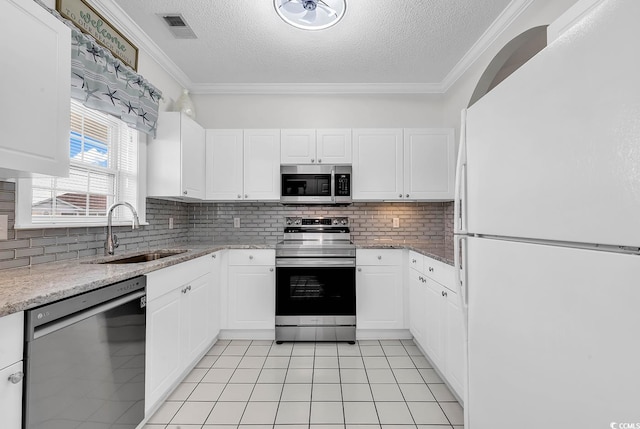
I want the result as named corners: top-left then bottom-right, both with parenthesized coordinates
top-left (285, 217), bottom-right (349, 227)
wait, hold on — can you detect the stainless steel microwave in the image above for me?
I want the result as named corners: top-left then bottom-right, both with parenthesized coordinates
top-left (280, 165), bottom-right (352, 204)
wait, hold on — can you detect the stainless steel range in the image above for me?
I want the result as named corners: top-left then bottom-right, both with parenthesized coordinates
top-left (275, 216), bottom-right (356, 343)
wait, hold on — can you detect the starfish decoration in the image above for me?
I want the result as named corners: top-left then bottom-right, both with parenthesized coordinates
top-left (84, 83), bottom-right (100, 102)
top-left (103, 86), bottom-right (120, 106)
top-left (125, 77), bottom-right (135, 89)
top-left (72, 72), bottom-right (86, 89)
top-left (87, 44), bottom-right (102, 63)
top-left (124, 100), bottom-right (137, 115)
top-left (148, 120), bottom-right (158, 136)
top-left (133, 77), bottom-right (144, 87)
top-left (138, 108), bottom-right (149, 125)
top-left (113, 63), bottom-right (122, 80)
top-left (148, 88), bottom-right (161, 102)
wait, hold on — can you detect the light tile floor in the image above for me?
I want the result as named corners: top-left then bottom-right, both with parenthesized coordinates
top-left (144, 339), bottom-right (464, 429)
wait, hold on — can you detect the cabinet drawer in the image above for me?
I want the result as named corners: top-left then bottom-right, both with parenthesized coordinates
top-left (0, 312), bottom-right (23, 370)
top-left (407, 251), bottom-right (424, 272)
top-left (146, 254), bottom-right (214, 300)
top-left (228, 249), bottom-right (275, 266)
top-left (424, 257), bottom-right (454, 289)
top-left (356, 249), bottom-right (403, 266)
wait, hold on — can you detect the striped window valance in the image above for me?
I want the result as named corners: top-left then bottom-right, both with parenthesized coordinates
top-left (38, 0), bottom-right (162, 137)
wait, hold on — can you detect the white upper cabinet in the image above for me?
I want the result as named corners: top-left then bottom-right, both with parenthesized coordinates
top-left (280, 129), bottom-right (316, 164)
top-left (148, 112), bottom-right (205, 199)
top-left (205, 129), bottom-right (280, 201)
top-left (0, 0), bottom-right (70, 178)
top-left (243, 130), bottom-right (281, 201)
top-left (281, 129), bottom-right (352, 164)
top-left (352, 129), bottom-right (404, 200)
top-left (205, 129), bottom-right (244, 200)
top-left (353, 128), bottom-right (455, 201)
top-left (404, 128), bottom-right (456, 200)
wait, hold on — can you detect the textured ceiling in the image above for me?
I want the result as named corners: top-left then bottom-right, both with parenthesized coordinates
top-left (104, 0), bottom-right (515, 91)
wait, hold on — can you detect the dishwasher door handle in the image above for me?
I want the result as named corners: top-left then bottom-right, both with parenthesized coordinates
top-left (31, 291), bottom-right (145, 340)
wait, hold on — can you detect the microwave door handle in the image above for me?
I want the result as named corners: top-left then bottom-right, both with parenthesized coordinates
top-left (331, 168), bottom-right (336, 202)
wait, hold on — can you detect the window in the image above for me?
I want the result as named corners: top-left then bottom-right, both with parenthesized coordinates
top-left (17, 100), bottom-right (143, 227)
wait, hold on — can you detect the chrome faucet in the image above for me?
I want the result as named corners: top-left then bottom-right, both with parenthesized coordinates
top-left (105, 202), bottom-right (140, 255)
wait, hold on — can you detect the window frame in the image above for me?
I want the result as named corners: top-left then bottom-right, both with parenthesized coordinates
top-left (15, 104), bottom-right (147, 229)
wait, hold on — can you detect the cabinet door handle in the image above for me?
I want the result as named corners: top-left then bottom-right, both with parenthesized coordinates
top-left (357, 268), bottom-right (362, 272)
top-left (428, 267), bottom-right (434, 272)
top-left (412, 259), bottom-right (416, 263)
top-left (406, 194), bottom-right (410, 198)
top-left (237, 194), bottom-right (242, 199)
top-left (398, 193), bottom-right (403, 198)
top-left (318, 159), bottom-right (322, 163)
top-left (377, 255), bottom-right (382, 260)
top-left (249, 255), bottom-right (254, 260)
top-left (8, 372), bottom-right (23, 384)
top-left (212, 254), bottom-right (216, 259)
top-left (245, 194), bottom-right (248, 199)
top-left (183, 190), bottom-right (188, 195)
top-left (311, 159), bottom-right (315, 163)
top-left (270, 268), bottom-right (274, 272)
top-left (441, 290), bottom-right (448, 297)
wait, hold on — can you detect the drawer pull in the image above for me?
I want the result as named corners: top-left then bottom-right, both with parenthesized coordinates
top-left (8, 372), bottom-right (24, 384)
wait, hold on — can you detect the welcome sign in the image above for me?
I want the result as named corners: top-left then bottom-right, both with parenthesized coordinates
top-left (56, 0), bottom-right (138, 70)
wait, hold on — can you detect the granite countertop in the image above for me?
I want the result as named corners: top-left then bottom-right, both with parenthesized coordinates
top-left (354, 240), bottom-right (453, 266)
top-left (0, 242), bottom-right (451, 318)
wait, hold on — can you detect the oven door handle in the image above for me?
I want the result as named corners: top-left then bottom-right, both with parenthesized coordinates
top-left (276, 258), bottom-right (356, 267)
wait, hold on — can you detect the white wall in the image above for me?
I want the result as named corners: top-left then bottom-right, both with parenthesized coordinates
top-left (136, 50), bottom-right (183, 113)
top-left (442, 0), bottom-right (578, 136)
top-left (190, 93), bottom-right (444, 129)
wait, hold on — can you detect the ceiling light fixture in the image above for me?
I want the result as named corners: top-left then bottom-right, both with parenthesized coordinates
top-left (274, 0), bottom-right (346, 31)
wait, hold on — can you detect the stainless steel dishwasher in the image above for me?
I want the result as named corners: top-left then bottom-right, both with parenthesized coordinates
top-left (23, 276), bottom-right (146, 429)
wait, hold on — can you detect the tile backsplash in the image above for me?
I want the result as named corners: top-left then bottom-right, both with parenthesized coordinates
top-left (0, 180), bottom-right (454, 270)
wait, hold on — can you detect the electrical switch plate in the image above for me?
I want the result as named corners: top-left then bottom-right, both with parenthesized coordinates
top-left (169, 218), bottom-right (174, 229)
top-left (234, 218), bottom-right (241, 228)
top-left (0, 215), bottom-right (7, 240)
top-left (392, 218), bottom-right (400, 228)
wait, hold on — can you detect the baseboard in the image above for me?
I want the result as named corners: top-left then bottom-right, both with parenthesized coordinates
top-left (218, 329), bottom-right (275, 340)
top-left (356, 329), bottom-right (413, 340)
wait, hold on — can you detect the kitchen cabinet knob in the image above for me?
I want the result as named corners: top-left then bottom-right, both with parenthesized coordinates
top-left (318, 159), bottom-right (322, 163)
top-left (270, 268), bottom-right (274, 272)
top-left (183, 190), bottom-right (188, 195)
top-left (418, 276), bottom-right (423, 281)
top-left (249, 255), bottom-right (254, 260)
top-left (377, 255), bottom-right (382, 260)
top-left (212, 254), bottom-right (216, 259)
top-left (399, 194), bottom-right (403, 198)
top-left (357, 268), bottom-right (362, 272)
top-left (8, 372), bottom-right (23, 384)
top-left (245, 194), bottom-right (248, 198)
top-left (406, 194), bottom-right (410, 198)
top-left (311, 159), bottom-right (315, 163)
top-left (412, 259), bottom-right (416, 263)
top-left (237, 194), bottom-right (242, 199)
top-left (428, 267), bottom-right (434, 272)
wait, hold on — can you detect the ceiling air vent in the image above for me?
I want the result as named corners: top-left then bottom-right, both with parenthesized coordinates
top-left (160, 14), bottom-right (197, 39)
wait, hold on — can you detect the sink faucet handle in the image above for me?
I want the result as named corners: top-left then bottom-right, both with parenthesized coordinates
top-left (113, 234), bottom-right (119, 249)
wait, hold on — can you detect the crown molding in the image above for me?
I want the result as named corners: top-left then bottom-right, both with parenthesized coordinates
top-left (189, 82), bottom-right (445, 95)
top-left (85, 0), bottom-right (533, 96)
top-left (440, 0), bottom-right (534, 93)
top-left (85, 0), bottom-right (193, 89)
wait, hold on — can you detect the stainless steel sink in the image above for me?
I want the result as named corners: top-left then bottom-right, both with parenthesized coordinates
top-left (91, 250), bottom-right (187, 264)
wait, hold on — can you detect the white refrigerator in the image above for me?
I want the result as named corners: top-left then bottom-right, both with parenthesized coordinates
top-left (454, 0), bottom-right (640, 428)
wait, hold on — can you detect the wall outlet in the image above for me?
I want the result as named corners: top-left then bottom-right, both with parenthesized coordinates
top-left (392, 218), bottom-right (400, 228)
top-left (0, 215), bottom-right (7, 240)
top-left (234, 218), bottom-right (241, 228)
top-left (169, 217), bottom-right (174, 229)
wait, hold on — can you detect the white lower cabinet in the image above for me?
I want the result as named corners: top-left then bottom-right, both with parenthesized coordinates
top-left (0, 311), bottom-right (24, 429)
top-left (407, 252), bottom-right (465, 401)
top-left (145, 254), bottom-right (217, 413)
top-left (356, 249), bottom-right (405, 332)
top-left (226, 250), bottom-right (275, 333)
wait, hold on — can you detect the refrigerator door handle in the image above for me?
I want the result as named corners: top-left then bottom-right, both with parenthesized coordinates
top-left (455, 235), bottom-right (469, 329)
top-left (454, 109), bottom-right (468, 234)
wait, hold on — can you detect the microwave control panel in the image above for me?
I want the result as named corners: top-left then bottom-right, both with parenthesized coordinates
top-left (336, 174), bottom-right (351, 196)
